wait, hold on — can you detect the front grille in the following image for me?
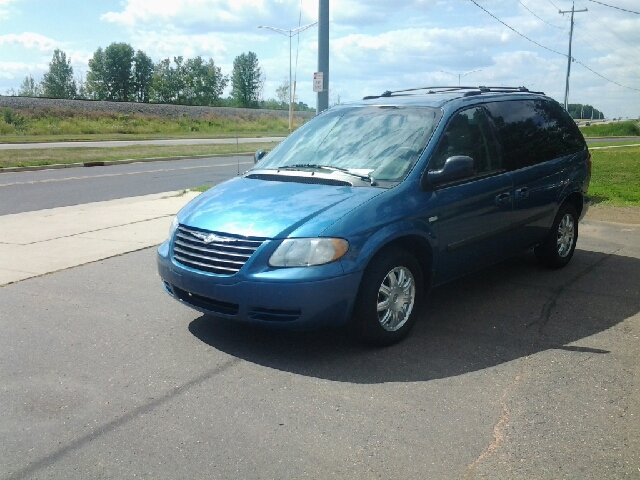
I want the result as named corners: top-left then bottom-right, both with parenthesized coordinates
top-left (172, 286), bottom-right (239, 316)
top-left (173, 225), bottom-right (266, 275)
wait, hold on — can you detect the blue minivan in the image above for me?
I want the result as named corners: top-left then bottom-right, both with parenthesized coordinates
top-left (157, 86), bottom-right (591, 345)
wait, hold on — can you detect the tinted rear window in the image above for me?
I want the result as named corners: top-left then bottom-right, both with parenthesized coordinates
top-left (485, 99), bottom-right (585, 171)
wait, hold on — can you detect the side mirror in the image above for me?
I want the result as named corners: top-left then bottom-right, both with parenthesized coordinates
top-left (254, 149), bottom-right (267, 164)
top-left (424, 156), bottom-right (476, 187)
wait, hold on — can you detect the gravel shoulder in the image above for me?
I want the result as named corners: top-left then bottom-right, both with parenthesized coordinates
top-left (585, 204), bottom-right (640, 225)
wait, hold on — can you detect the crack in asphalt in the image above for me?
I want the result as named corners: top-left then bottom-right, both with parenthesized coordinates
top-left (3, 358), bottom-right (242, 480)
top-left (461, 250), bottom-right (619, 479)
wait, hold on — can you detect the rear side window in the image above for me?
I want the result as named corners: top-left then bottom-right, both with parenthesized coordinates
top-left (485, 99), bottom-right (585, 171)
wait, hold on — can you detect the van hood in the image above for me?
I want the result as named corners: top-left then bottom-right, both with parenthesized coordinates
top-left (178, 176), bottom-right (384, 238)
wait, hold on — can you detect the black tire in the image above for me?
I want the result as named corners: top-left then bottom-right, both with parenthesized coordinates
top-left (351, 247), bottom-right (424, 346)
top-left (534, 203), bottom-right (579, 269)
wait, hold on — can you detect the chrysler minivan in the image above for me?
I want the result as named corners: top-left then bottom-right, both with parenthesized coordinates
top-left (157, 86), bottom-right (591, 345)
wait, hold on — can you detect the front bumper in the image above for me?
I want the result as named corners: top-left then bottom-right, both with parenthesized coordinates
top-left (157, 242), bottom-right (363, 329)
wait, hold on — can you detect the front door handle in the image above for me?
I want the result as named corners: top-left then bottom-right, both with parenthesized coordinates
top-left (495, 192), bottom-right (511, 205)
top-left (515, 187), bottom-right (529, 199)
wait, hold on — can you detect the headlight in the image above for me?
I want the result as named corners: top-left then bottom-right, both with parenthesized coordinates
top-left (168, 216), bottom-right (179, 239)
top-left (269, 238), bottom-right (349, 267)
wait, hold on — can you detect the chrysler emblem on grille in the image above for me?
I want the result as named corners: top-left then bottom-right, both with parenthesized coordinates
top-left (190, 231), bottom-right (227, 244)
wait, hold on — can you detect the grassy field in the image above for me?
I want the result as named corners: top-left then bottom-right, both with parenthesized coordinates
top-left (589, 145), bottom-right (640, 206)
top-left (580, 120), bottom-right (640, 137)
top-left (0, 142), bottom-right (279, 169)
top-left (0, 107), bottom-right (299, 142)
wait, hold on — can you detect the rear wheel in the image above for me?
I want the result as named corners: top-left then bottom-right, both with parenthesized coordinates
top-left (351, 247), bottom-right (423, 346)
top-left (535, 203), bottom-right (578, 268)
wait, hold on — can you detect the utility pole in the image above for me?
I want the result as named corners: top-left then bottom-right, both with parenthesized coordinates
top-left (560, 2), bottom-right (587, 110)
top-left (317, 0), bottom-right (329, 114)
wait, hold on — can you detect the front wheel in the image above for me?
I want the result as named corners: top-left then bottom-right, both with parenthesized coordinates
top-left (351, 247), bottom-right (424, 346)
top-left (535, 203), bottom-right (578, 268)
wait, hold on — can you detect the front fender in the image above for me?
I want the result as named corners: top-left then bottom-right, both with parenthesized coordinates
top-left (340, 220), bottom-right (437, 276)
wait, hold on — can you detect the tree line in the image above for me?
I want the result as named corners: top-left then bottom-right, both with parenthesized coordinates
top-left (568, 104), bottom-right (605, 120)
top-left (12, 44), bottom-right (313, 111)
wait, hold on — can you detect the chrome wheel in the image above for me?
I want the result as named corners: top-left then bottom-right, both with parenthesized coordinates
top-left (556, 213), bottom-right (575, 258)
top-left (377, 266), bottom-right (416, 332)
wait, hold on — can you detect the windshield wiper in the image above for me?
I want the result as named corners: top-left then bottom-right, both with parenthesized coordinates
top-left (278, 164), bottom-right (376, 185)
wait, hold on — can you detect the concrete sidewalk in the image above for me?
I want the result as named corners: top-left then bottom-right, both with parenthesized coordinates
top-left (2, 194), bottom-right (638, 287)
top-left (0, 190), bottom-right (200, 286)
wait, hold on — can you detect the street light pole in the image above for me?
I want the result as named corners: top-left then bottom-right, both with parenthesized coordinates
top-left (440, 69), bottom-right (482, 86)
top-left (258, 22), bottom-right (317, 133)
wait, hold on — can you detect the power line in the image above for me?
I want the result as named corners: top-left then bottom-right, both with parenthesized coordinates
top-left (573, 28), bottom-right (639, 65)
top-left (469, 0), bottom-right (566, 55)
top-left (586, 0), bottom-right (640, 15)
top-left (579, 2), bottom-right (640, 55)
top-left (545, 0), bottom-right (562, 10)
top-left (518, 0), bottom-right (563, 28)
top-left (469, 0), bottom-right (640, 94)
top-left (573, 58), bottom-right (640, 91)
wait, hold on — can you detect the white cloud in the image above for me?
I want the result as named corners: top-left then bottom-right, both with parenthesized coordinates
top-left (0, 0), bottom-right (17, 20)
top-left (0, 61), bottom-right (38, 79)
top-left (1, 0), bottom-right (638, 117)
top-left (0, 32), bottom-right (57, 51)
top-left (102, 0), bottom-right (285, 32)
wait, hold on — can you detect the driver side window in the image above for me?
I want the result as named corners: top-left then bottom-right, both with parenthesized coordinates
top-left (429, 107), bottom-right (501, 176)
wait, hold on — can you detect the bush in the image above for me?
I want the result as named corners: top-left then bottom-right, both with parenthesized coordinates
top-left (2, 108), bottom-right (27, 130)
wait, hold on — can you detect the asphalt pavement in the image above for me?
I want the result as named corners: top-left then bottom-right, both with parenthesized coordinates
top-left (0, 189), bottom-right (639, 479)
top-left (0, 156), bottom-right (253, 215)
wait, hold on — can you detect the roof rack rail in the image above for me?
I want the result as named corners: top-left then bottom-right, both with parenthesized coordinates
top-left (363, 86), bottom-right (544, 100)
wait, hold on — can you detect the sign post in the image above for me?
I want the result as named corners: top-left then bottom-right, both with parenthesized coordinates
top-left (313, 72), bottom-right (324, 93)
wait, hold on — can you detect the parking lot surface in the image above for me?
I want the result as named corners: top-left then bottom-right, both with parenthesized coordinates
top-left (1, 205), bottom-right (639, 478)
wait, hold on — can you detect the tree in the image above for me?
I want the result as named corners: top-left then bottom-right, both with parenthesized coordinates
top-left (40, 49), bottom-right (76, 99)
top-left (230, 52), bottom-right (263, 108)
top-left (86, 47), bottom-right (108, 100)
top-left (86, 43), bottom-right (144, 102)
top-left (183, 56), bottom-right (228, 106)
top-left (150, 58), bottom-right (173, 103)
top-left (568, 103), bottom-right (604, 120)
top-left (150, 57), bottom-right (186, 104)
top-left (133, 50), bottom-right (154, 103)
top-left (76, 74), bottom-right (88, 99)
top-left (104, 42), bottom-right (135, 101)
top-left (275, 77), bottom-right (289, 108)
top-left (18, 74), bottom-right (42, 97)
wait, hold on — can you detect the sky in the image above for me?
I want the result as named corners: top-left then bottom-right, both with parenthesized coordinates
top-left (1, 0), bottom-right (639, 118)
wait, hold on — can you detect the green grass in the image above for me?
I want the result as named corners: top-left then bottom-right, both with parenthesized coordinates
top-left (580, 120), bottom-right (640, 137)
top-left (0, 142), bottom-right (279, 169)
top-left (0, 107), bottom-right (301, 140)
top-left (589, 145), bottom-right (640, 206)
top-left (190, 185), bottom-right (213, 192)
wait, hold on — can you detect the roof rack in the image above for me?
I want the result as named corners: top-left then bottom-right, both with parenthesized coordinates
top-left (363, 86), bottom-right (544, 100)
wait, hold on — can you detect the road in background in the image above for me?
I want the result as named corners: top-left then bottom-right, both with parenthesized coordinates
top-left (0, 137), bottom-right (285, 150)
top-left (0, 156), bottom-right (251, 215)
top-left (585, 136), bottom-right (640, 144)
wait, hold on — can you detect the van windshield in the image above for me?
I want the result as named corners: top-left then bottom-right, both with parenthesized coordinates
top-left (254, 106), bottom-right (442, 182)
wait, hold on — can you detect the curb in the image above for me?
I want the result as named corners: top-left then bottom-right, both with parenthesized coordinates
top-left (0, 152), bottom-right (254, 173)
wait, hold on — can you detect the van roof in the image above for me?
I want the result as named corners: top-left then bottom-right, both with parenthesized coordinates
top-left (358, 86), bottom-right (548, 108)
